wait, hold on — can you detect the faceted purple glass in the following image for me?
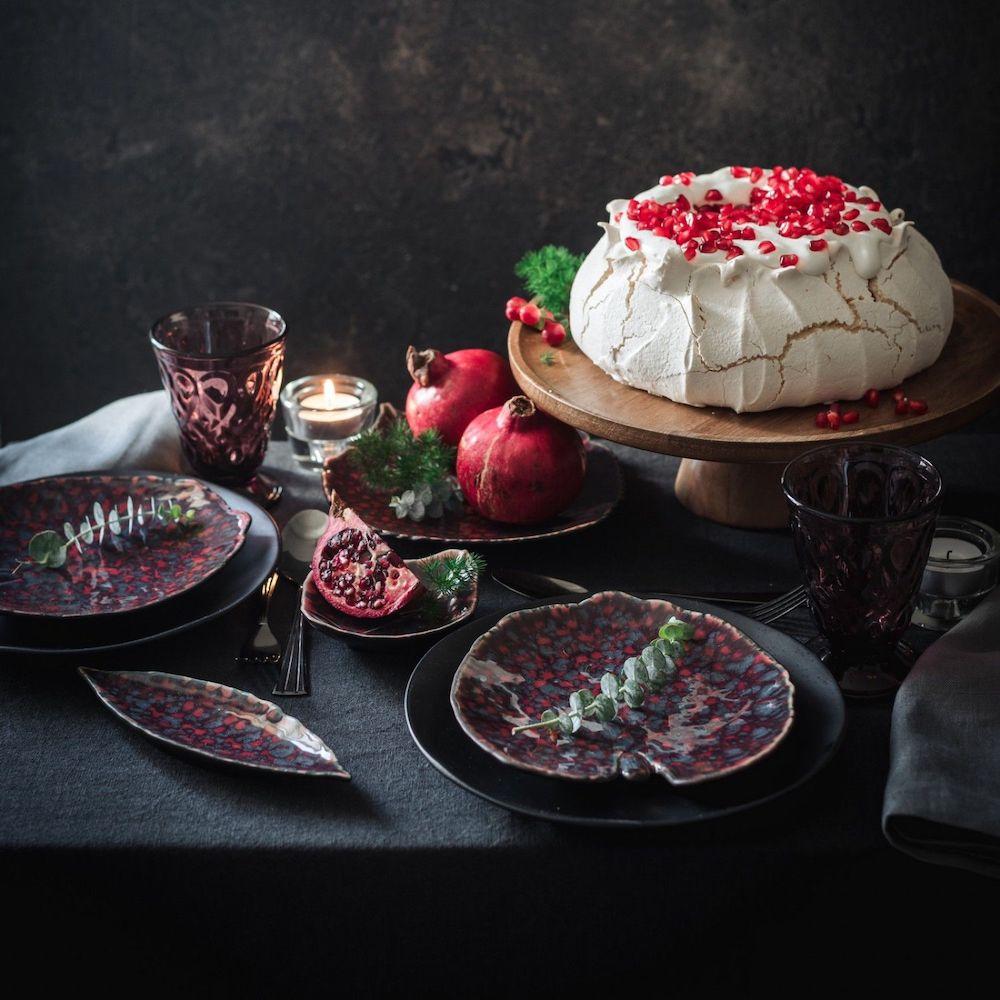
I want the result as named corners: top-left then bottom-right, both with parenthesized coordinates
top-left (150, 303), bottom-right (285, 486)
top-left (782, 444), bottom-right (942, 667)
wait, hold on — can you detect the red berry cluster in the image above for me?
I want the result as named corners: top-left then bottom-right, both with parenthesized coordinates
top-left (623, 166), bottom-right (890, 261)
top-left (814, 387), bottom-right (928, 430)
top-left (505, 297), bottom-right (566, 346)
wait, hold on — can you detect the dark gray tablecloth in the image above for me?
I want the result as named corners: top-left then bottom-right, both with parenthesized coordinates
top-left (3, 431), bottom-right (999, 990)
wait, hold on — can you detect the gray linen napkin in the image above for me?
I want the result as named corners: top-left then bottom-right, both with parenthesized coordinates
top-left (0, 391), bottom-right (185, 486)
top-left (883, 586), bottom-right (1000, 877)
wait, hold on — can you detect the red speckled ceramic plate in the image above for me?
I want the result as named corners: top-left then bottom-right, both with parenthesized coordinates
top-left (451, 591), bottom-right (794, 786)
top-left (0, 473), bottom-right (250, 618)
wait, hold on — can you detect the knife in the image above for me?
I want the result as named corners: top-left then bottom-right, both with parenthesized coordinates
top-left (491, 567), bottom-right (777, 607)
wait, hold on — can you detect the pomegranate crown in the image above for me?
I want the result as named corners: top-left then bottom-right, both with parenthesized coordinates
top-left (406, 346), bottom-right (446, 387)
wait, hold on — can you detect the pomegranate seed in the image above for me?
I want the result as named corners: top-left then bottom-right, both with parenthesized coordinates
top-left (704, 189), bottom-right (723, 201)
top-left (851, 220), bottom-right (870, 232)
top-left (832, 222), bottom-right (849, 236)
top-left (726, 246), bottom-right (744, 260)
top-left (542, 321), bottom-right (566, 347)
top-left (908, 398), bottom-right (928, 415)
top-left (826, 411), bottom-right (841, 430)
top-left (683, 246), bottom-right (697, 261)
top-left (758, 240), bottom-right (776, 253)
top-left (779, 254), bottom-right (798, 268)
top-left (809, 238), bottom-right (828, 251)
top-left (843, 208), bottom-right (860, 220)
top-left (895, 397), bottom-right (909, 415)
top-left (505, 296), bottom-right (527, 320)
top-left (892, 387), bottom-right (906, 401)
top-left (624, 236), bottom-right (640, 251)
top-left (730, 166), bottom-right (749, 178)
top-left (864, 388), bottom-right (879, 408)
top-left (871, 218), bottom-right (892, 235)
top-left (659, 175), bottom-right (672, 186)
top-left (867, 202), bottom-right (882, 212)
top-left (815, 410), bottom-right (828, 428)
top-left (750, 166), bottom-right (764, 182)
top-left (518, 302), bottom-right (541, 327)
top-left (700, 241), bottom-right (717, 253)
top-left (842, 410), bottom-right (860, 424)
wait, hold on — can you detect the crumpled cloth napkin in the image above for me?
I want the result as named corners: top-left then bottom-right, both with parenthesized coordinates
top-left (883, 586), bottom-right (1000, 877)
top-left (0, 391), bottom-right (186, 486)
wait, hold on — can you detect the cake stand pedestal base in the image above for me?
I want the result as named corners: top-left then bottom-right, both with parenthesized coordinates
top-left (674, 459), bottom-right (788, 530)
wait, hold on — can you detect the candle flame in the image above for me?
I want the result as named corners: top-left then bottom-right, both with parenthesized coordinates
top-left (323, 379), bottom-right (336, 410)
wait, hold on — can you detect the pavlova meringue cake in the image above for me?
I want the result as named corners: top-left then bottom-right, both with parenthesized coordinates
top-left (569, 166), bottom-right (953, 412)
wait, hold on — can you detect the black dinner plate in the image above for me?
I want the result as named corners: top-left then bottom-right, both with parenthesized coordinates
top-left (0, 481), bottom-right (279, 655)
top-left (404, 593), bottom-right (845, 827)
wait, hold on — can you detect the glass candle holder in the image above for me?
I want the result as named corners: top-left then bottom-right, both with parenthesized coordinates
top-left (150, 303), bottom-right (286, 504)
top-left (912, 516), bottom-right (1000, 630)
top-left (280, 375), bottom-right (378, 467)
top-left (783, 443), bottom-right (943, 695)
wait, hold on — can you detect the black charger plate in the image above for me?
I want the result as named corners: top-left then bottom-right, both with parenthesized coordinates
top-left (0, 482), bottom-right (279, 655)
top-left (405, 594), bottom-right (845, 827)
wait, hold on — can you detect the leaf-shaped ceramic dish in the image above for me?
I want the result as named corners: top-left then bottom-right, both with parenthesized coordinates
top-left (80, 669), bottom-right (349, 778)
top-left (321, 406), bottom-right (622, 544)
top-left (0, 473), bottom-right (251, 618)
top-left (301, 548), bottom-right (479, 648)
top-left (451, 591), bottom-right (794, 786)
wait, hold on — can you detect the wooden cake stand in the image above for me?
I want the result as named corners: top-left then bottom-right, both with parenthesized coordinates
top-left (508, 281), bottom-right (1000, 529)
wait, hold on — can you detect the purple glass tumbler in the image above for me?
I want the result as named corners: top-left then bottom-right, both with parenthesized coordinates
top-left (782, 443), bottom-right (942, 693)
top-left (150, 303), bottom-right (286, 504)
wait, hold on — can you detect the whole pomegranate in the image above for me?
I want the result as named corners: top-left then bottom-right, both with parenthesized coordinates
top-left (456, 396), bottom-right (587, 524)
top-left (405, 345), bottom-right (518, 446)
top-left (311, 493), bottom-right (423, 618)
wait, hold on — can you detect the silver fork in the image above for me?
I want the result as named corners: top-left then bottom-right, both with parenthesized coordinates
top-left (744, 585), bottom-right (809, 625)
top-left (238, 571), bottom-right (281, 664)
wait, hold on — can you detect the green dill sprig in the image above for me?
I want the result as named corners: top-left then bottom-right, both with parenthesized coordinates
top-left (351, 419), bottom-right (455, 493)
top-left (539, 351), bottom-right (555, 366)
top-left (512, 617), bottom-right (696, 736)
top-left (515, 245), bottom-right (585, 321)
top-left (422, 552), bottom-right (486, 597)
top-left (12, 497), bottom-right (198, 575)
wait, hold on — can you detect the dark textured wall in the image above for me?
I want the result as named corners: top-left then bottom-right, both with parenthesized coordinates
top-left (2, 0), bottom-right (996, 440)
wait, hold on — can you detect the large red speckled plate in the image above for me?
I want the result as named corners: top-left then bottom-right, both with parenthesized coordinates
top-left (451, 591), bottom-right (794, 786)
top-left (0, 473), bottom-right (250, 618)
top-left (80, 669), bottom-right (349, 778)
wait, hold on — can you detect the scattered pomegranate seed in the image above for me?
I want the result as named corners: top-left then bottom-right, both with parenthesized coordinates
top-left (730, 166), bottom-right (749, 178)
top-left (815, 411), bottom-right (829, 428)
top-left (704, 189), bottom-right (723, 202)
top-left (779, 254), bottom-right (798, 268)
top-left (826, 410), bottom-right (842, 430)
top-left (658, 175), bottom-right (672, 186)
top-left (809, 238), bottom-right (828, 251)
top-left (675, 172), bottom-right (694, 185)
top-left (750, 166), bottom-right (764, 182)
top-left (683, 246), bottom-right (697, 261)
top-left (908, 399), bottom-right (928, 415)
top-left (832, 222), bottom-right (850, 236)
top-left (726, 246), bottom-right (744, 260)
top-left (842, 410), bottom-right (860, 424)
top-left (850, 220), bottom-right (870, 232)
top-left (864, 388), bottom-right (880, 408)
top-left (894, 397), bottom-right (909, 415)
top-left (892, 387), bottom-right (906, 401)
top-left (758, 240), bottom-right (776, 254)
top-left (505, 296), bottom-right (526, 321)
top-left (700, 241), bottom-right (717, 254)
top-left (843, 208), bottom-right (860, 220)
top-left (871, 218), bottom-right (892, 235)
top-left (542, 321), bottom-right (567, 347)
top-left (518, 302), bottom-right (541, 327)
top-left (828, 401), bottom-right (841, 414)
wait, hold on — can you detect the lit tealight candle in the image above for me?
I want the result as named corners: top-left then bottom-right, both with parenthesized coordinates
top-left (280, 374), bottom-right (378, 467)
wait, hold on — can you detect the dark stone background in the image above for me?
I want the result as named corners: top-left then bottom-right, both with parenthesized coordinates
top-left (1, 0), bottom-right (997, 441)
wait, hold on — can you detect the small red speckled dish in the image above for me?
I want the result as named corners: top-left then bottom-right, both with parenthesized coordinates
top-left (0, 473), bottom-right (250, 618)
top-left (80, 668), bottom-right (349, 778)
top-left (451, 591), bottom-right (794, 786)
top-left (301, 549), bottom-right (480, 649)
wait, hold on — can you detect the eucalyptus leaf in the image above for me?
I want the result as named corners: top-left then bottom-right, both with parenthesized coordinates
top-left (600, 673), bottom-right (619, 699)
top-left (540, 709), bottom-right (558, 724)
top-left (28, 531), bottom-right (66, 568)
top-left (622, 678), bottom-right (644, 708)
top-left (80, 517), bottom-right (94, 544)
top-left (108, 508), bottom-right (121, 534)
top-left (593, 693), bottom-right (617, 723)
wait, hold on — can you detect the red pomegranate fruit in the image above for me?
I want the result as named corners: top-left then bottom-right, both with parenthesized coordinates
top-left (405, 345), bottom-right (519, 446)
top-left (456, 396), bottom-right (587, 525)
top-left (311, 494), bottom-right (423, 618)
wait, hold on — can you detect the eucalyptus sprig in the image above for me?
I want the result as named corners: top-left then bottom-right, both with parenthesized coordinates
top-left (422, 552), bottom-right (486, 597)
top-left (512, 617), bottom-right (696, 737)
top-left (11, 496), bottom-right (199, 575)
top-left (514, 245), bottom-right (585, 325)
top-left (351, 420), bottom-right (460, 522)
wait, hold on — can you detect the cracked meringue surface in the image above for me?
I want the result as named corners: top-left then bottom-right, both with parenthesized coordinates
top-left (569, 167), bottom-right (953, 412)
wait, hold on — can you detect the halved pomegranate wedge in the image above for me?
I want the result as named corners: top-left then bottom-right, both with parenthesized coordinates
top-left (311, 493), bottom-right (423, 619)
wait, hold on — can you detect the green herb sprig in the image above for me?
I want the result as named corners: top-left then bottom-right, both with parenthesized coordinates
top-left (351, 419), bottom-right (455, 493)
top-left (12, 496), bottom-right (198, 575)
top-left (515, 245), bottom-right (585, 324)
top-left (422, 552), bottom-right (486, 597)
top-left (512, 617), bottom-right (695, 736)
